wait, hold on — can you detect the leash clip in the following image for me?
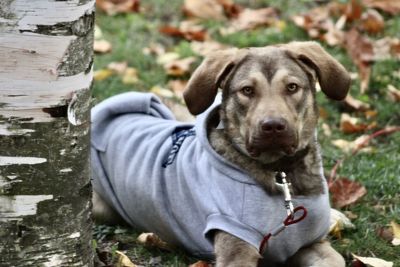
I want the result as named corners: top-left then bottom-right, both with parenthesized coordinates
top-left (275, 172), bottom-right (294, 217)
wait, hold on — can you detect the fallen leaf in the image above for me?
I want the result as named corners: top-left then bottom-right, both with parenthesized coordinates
top-left (343, 95), bottom-right (371, 111)
top-left (321, 123), bottom-right (332, 137)
top-left (329, 177), bottom-right (367, 208)
top-left (332, 135), bottom-right (372, 153)
top-left (360, 9), bottom-right (385, 34)
top-left (107, 61), bottom-right (128, 74)
top-left (190, 40), bottom-right (230, 57)
top-left (387, 84), bottom-right (400, 102)
top-left (159, 21), bottom-right (208, 42)
top-left (329, 208), bottom-right (356, 238)
top-left (292, 5), bottom-right (345, 46)
top-left (183, 0), bottom-right (226, 20)
top-left (362, 0), bottom-right (400, 15)
top-left (228, 7), bottom-right (279, 32)
top-left (189, 260), bottom-right (211, 267)
top-left (340, 113), bottom-right (376, 134)
top-left (157, 52), bottom-right (181, 65)
top-left (94, 39), bottom-right (112, 54)
top-left (115, 250), bottom-right (137, 267)
top-left (164, 57), bottom-right (196, 76)
top-left (373, 37), bottom-right (400, 60)
top-left (364, 110), bottom-right (378, 119)
top-left (96, 0), bottom-right (140, 16)
top-left (344, 28), bottom-right (374, 93)
top-left (94, 69), bottom-right (114, 81)
top-left (137, 232), bottom-right (172, 251)
top-left (390, 221), bottom-right (400, 246)
top-left (345, 0), bottom-right (363, 21)
top-left (352, 254), bottom-right (393, 267)
top-left (376, 226), bottom-right (394, 242)
top-left (142, 43), bottom-right (166, 56)
top-left (122, 67), bottom-right (139, 84)
top-left (150, 86), bottom-right (175, 99)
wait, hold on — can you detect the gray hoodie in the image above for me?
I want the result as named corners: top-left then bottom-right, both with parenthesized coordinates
top-left (91, 92), bottom-right (330, 264)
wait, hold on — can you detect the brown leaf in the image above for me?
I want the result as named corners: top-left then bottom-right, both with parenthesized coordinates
top-left (352, 254), bottom-right (393, 267)
top-left (343, 94), bottom-right (371, 111)
top-left (228, 7), bottom-right (279, 32)
top-left (362, 0), bottom-right (400, 15)
top-left (96, 0), bottom-right (140, 15)
top-left (137, 232), bottom-right (172, 251)
top-left (94, 40), bottom-right (112, 54)
top-left (164, 57), bottom-right (196, 76)
top-left (340, 113), bottom-right (376, 134)
top-left (329, 177), bottom-right (367, 208)
top-left (373, 37), bottom-right (400, 60)
top-left (183, 0), bottom-right (225, 20)
top-left (376, 226), bottom-right (394, 242)
top-left (344, 28), bottom-right (374, 93)
top-left (360, 9), bottom-right (385, 34)
top-left (345, 0), bottom-right (363, 21)
top-left (190, 40), bottom-right (230, 57)
top-left (217, 0), bottom-right (242, 18)
top-left (159, 21), bottom-right (207, 42)
top-left (189, 261), bottom-right (212, 267)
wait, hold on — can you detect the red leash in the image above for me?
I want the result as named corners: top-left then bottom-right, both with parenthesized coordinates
top-left (259, 205), bottom-right (308, 254)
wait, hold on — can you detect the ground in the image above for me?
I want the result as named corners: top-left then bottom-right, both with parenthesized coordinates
top-left (92, 0), bottom-right (400, 266)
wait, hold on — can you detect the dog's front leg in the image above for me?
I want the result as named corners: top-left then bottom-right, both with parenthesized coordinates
top-left (285, 240), bottom-right (345, 267)
top-left (214, 231), bottom-right (261, 267)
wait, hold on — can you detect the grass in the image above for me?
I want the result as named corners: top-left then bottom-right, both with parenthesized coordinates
top-left (93, 0), bottom-right (400, 266)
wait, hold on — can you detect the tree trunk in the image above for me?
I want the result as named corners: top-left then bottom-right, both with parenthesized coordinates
top-left (0, 1), bottom-right (95, 266)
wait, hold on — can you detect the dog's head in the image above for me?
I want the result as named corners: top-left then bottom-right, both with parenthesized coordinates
top-left (184, 41), bottom-right (350, 162)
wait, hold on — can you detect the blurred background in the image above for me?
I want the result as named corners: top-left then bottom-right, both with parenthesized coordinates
top-left (92, 0), bottom-right (400, 266)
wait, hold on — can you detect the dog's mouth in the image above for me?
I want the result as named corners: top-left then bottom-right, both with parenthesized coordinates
top-left (245, 135), bottom-right (298, 158)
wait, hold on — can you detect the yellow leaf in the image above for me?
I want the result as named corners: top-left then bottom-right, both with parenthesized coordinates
top-left (150, 86), bottom-right (175, 99)
top-left (122, 67), bottom-right (139, 85)
top-left (329, 208), bottom-right (355, 239)
top-left (390, 221), bottom-right (400, 246)
top-left (94, 69), bottom-right (114, 81)
top-left (115, 250), bottom-right (137, 267)
top-left (352, 254), bottom-right (393, 267)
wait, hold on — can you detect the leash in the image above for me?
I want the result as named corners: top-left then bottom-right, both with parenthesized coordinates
top-left (258, 172), bottom-right (308, 254)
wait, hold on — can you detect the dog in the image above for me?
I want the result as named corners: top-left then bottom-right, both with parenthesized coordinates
top-left (91, 41), bottom-right (350, 267)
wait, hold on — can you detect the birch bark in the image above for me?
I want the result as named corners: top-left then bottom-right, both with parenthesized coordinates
top-left (0, 1), bottom-right (95, 266)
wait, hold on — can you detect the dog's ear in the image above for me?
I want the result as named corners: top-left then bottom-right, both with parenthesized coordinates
top-left (283, 41), bottom-right (351, 100)
top-left (183, 48), bottom-right (244, 115)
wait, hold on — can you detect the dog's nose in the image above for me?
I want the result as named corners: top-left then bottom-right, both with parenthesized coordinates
top-left (261, 118), bottom-right (288, 133)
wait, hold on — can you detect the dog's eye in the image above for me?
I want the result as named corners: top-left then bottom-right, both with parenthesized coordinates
top-left (241, 86), bottom-right (254, 97)
top-left (286, 83), bottom-right (299, 93)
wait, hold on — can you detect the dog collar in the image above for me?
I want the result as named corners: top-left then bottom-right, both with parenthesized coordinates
top-left (259, 171), bottom-right (308, 254)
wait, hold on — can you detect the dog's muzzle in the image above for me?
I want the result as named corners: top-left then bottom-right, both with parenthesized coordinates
top-left (246, 117), bottom-right (298, 157)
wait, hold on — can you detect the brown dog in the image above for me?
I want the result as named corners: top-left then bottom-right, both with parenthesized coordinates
top-left (92, 41), bottom-right (350, 267)
top-left (183, 41), bottom-right (350, 266)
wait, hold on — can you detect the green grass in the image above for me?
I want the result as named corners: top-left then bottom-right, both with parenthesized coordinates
top-left (93, 0), bottom-right (400, 266)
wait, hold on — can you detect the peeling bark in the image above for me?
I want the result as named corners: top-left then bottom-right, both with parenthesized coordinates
top-left (0, 1), bottom-right (94, 266)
